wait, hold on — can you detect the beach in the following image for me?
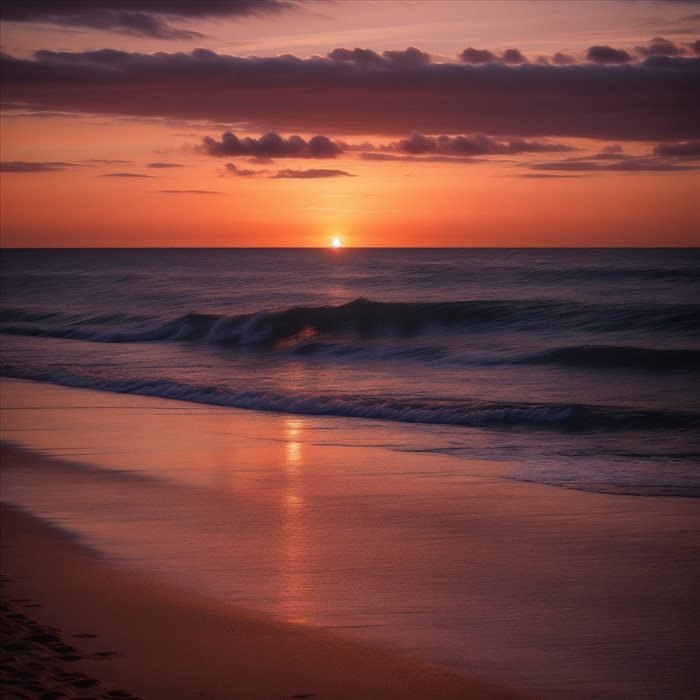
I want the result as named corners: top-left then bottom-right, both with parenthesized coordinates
top-left (1, 378), bottom-right (698, 698)
top-left (1, 486), bottom-right (523, 700)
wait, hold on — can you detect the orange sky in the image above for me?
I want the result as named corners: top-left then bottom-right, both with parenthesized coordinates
top-left (1, 0), bottom-right (698, 247)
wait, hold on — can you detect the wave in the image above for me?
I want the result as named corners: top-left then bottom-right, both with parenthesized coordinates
top-left (516, 345), bottom-right (699, 371)
top-left (2, 298), bottom-right (699, 347)
top-left (3, 366), bottom-right (698, 433)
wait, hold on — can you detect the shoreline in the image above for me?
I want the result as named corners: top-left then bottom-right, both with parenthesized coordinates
top-left (0, 460), bottom-right (528, 699)
top-left (2, 379), bottom-right (698, 698)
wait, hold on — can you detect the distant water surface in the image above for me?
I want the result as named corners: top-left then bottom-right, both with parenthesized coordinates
top-left (2, 248), bottom-right (698, 496)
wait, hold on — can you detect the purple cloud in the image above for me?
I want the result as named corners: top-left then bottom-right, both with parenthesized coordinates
top-left (2, 50), bottom-right (697, 140)
top-left (0, 1), bottom-right (299, 39)
top-left (100, 172), bottom-right (156, 177)
top-left (225, 162), bottom-right (264, 176)
top-left (501, 48), bottom-right (527, 65)
top-left (393, 131), bottom-right (571, 156)
top-left (203, 131), bottom-right (341, 158)
top-left (653, 140), bottom-right (700, 157)
top-left (146, 161), bottom-right (183, 168)
top-left (272, 168), bottom-right (354, 179)
top-left (551, 52), bottom-right (575, 66)
top-left (636, 37), bottom-right (688, 58)
top-left (459, 47), bottom-right (498, 64)
top-left (530, 157), bottom-right (699, 173)
top-left (586, 45), bottom-right (634, 64)
top-left (0, 160), bottom-right (74, 172)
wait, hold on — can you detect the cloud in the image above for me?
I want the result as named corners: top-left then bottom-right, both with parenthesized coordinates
top-left (459, 47), bottom-right (527, 65)
top-left (225, 162), bottom-right (264, 176)
top-left (272, 168), bottom-right (355, 179)
top-left (382, 47), bottom-right (432, 66)
top-left (203, 131), bottom-right (341, 158)
top-left (0, 1), bottom-right (299, 39)
top-left (551, 52), bottom-right (576, 66)
top-left (99, 172), bottom-right (156, 177)
top-left (0, 160), bottom-right (73, 171)
top-left (530, 157), bottom-right (699, 173)
top-left (586, 45), bottom-right (634, 64)
top-left (2, 49), bottom-right (697, 141)
top-left (653, 140), bottom-right (700, 157)
top-left (459, 47), bottom-right (498, 64)
top-left (501, 48), bottom-right (527, 65)
top-left (636, 37), bottom-right (688, 57)
top-left (694, 39), bottom-right (700, 55)
top-left (146, 161), bottom-right (182, 168)
top-left (328, 47), bottom-right (431, 66)
top-left (392, 131), bottom-right (571, 156)
top-left (157, 189), bottom-right (223, 194)
top-left (359, 152), bottom-right (479, 163)
top-left (83, 158), bottom-right (133, 164)
top-left (514, 173), bottom-right (582, 178)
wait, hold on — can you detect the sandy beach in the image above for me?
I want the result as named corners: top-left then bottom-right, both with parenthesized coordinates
top-left (1, 470), bottom-right (524, 700)
top-left (1, 379), bottom-right (698, 698)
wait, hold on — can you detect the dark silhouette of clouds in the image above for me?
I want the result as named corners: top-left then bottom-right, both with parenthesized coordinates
top-left (203, 132), bottom-right (341, 158)
top-left (530, 157), bottom-right (699, 173)
top-left (393, 131), bottom-right (570, 156)
top-left (146, 161), bottom-right (182, 168)
top-left (359, 152), bottom-right (480, 163)
top-left (459, 47), bottom-right (527, 65)
top-left (653, 140), bottom-right (700, 157)
top-left (2, 49), bottom-right (697, 140)
top-left (225, 162), bottom-right (264, 176)
top-left (224, 162), bottom-right (353, 178)
top-left (0, 1), bottom-right (298, 39)
top-left (272, 168), bottom-right (354, 179)
top-left (636, 37), bottom-right (688, 57)
top-left (459, 47), bottom-right (497, 64)
top-left (382, 47), bottom-right (431, 66)
top-left (502, 48), bottom-right (527, 64)
top-left (329, 46), bottom-right (431, 66)
top-left (100, 172), bottom-right (156, 177)
top-left (0, 160), bottom-right (73, 171)
top-left (551, 52), bottom-right (576, 66)
top-left (586, 45), bottom-right (633, 64)
top-left (515, 173), bottom-right (582, 178)
top-left (328, 48), bottom-right (384, 65)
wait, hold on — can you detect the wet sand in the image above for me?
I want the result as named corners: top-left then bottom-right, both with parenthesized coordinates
top-left (1, 379), bottom-right (698, 698)
top-left (1, 488), bottom-right (526, 700)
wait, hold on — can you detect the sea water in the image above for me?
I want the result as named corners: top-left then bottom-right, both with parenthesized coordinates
top-left (1, 248), bottom-right (698, 698)
top-left (2, 248), bottom-right (698, 497)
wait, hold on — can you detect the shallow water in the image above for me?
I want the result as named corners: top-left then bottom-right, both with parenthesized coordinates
top-left (1, 380), bottom-right (698, 699)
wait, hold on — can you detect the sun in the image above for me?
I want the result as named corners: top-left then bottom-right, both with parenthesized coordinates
top-left (331, 237), bottom-right (342, 248)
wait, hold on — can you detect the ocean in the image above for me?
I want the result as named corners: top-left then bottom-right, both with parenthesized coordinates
top-left (1, 248), bottom-right (698, 698)
top-left (2, 248), bottom-right (698, 497)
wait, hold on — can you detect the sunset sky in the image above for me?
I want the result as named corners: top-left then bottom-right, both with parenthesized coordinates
top-left (1, 0), bottom-right (698, 247)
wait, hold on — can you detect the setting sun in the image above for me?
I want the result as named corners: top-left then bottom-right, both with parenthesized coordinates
top-left (331, 237), bottom-right (342, 248)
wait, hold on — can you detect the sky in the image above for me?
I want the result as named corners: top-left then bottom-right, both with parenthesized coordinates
top-left (0, 0), bottom-right (698, 247)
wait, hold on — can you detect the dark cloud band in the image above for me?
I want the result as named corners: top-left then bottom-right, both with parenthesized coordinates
top-left (0, 1), bottom-right (297, 38)
top-left (2, 50), bottom-right (697, 140)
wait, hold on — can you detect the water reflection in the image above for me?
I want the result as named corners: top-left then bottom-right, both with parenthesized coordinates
top-left (281, 415), bottom-right (310, 623)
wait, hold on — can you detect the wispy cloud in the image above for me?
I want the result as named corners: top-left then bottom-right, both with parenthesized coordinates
top-left (272, 168), bottom-right (355, 179)
top-left (99, 172), bottom-right (157, 178)
top-left (156, 189), bottom-right (223, 194)
top-left (0, 1), bottom-right (301, 39)
top-left (146, 162), bottom-right (183, 169)
top-left (1, 160), bottom-right (75, 172)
